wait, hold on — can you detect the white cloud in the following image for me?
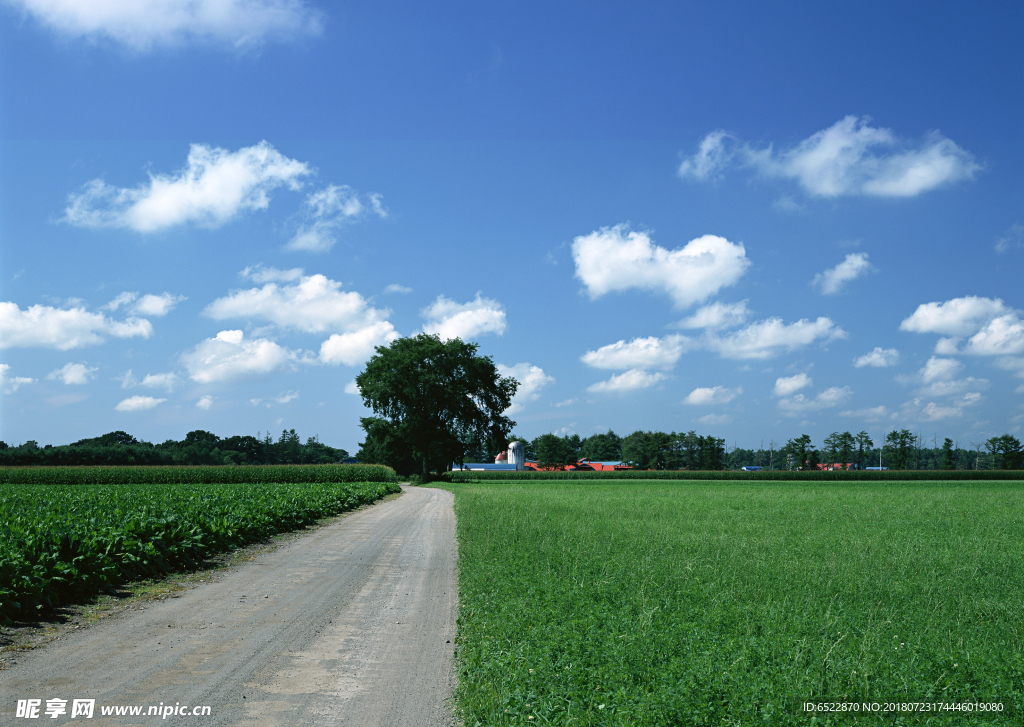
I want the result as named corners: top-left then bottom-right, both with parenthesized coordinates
top-left (421, 293), bottom-right (506, 341)
top-left (344, 381), bottom-right (360, 395)
top-left (46, 362), bottom-right (97, 385)
top-left (900, 296), bottom-right (1012, 336)
top-left (497, 363), bottom-right (555, 414)
top-left (286, 185), bottom-right (385, 253)
top-left (917, 378), bottom-right (988, 397)
top-left (921, 356), bottom-right (963, 383)
top-left (240, 264), bottom-right (304, 283)
top-left (581, 334), bottom-right (689, 370)
top-left (6, 0), bottom-right (322, 50)
top-left (115, 395), bottom-right (166, 412)
top-left (196, 395), bottom-right (214, 409)
top-left (744, 116), bottom-right (980, 197)
top-left (0, 301), bottom-right (152, 349)
top-left (995, 223), bottom-right (1024, 254)
top-left (812, 252), bottom-right (873, 295)
top-left (683, 386), bottom-right (742, 405)
top-left (64, 142), bottom-right (309, 233)
top-left (384, 284), bottom-right (412, 294)
top-left (774, 373), bottom-right (812, 397)
top-left (839, 405), bottom-right (890, 421)
top-left (555, 398), bottom-right (576, 408)
top-left (996, 358), bottom-right (1024, 379)
top-left (677, 300), bottom-right (749, 330)
top-left (0, 364), bottom-right (35, 394)
top-left (705, 317), bottom-right (846, 360)
top-left (205, 273), bottom-right (392, 335)
top-left (698, 413), bottom-right (734, 426)
top-left (677, 130), bottom-right (734, 180)
top-left (133, 293), bottom-right (186, 316)
top-left (181, 329), bottom-right (299, 383)
top-left (587, 369), bottom-right (666, 393)
top-left (105, 291), bottom-right (186, 316)
top-left (778, 386), bottom-right (852, 413)
top-left (572, 225), bottom-right (750, 308)
top-left (275, 390), bottom-right (298, 404)
top-left (318, 321), bottom-right (400, 367)
top-left (140, 372), bottom-right (180, 391)
top-left (963, 314), bottom-right (1024, 356)
top-left (853, 347), bottom-right (899, 368)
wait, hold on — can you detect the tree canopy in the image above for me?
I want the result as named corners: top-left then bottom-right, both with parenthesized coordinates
top-left (354, 334), bottom-right (518, 476)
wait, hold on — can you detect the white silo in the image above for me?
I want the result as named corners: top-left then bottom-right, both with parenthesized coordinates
top-left (508, 441), bottom-right (525, 471)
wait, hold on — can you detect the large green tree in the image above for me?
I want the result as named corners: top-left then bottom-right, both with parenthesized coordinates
top-left (355, 334), bottom-right (518, 476)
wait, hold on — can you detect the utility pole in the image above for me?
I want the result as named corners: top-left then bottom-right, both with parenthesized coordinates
top-left (769, 439), bottom-right (776, 471)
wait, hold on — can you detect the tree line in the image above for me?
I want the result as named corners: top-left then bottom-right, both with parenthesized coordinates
top-left (0, 429), bottom-right (349, 467)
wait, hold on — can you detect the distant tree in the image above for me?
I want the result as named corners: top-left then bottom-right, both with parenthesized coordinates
top-left (784, 434), bottom-right (812, 471)
top-left (941, 437), bottom-right (956, 470)
top-left (855, 431), bottom-right (873, 470)
top-left (580, 430), bottom-right (623, 461)
top-left (884, 429), bottom-right (915, 470)
top-left (355, 334), bottom-right (517, 476)
top-left (986, 434), bottom-right (1023, 470)
top-left (533, 433), bottom-right (577, 469)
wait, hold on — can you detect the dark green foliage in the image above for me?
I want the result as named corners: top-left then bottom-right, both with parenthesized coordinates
top-left (450, 469), bottom-right (1024, 482)
top-left (0, 464), bottom-right (396, 486)
top-left (942, 438), bottom-right (957, 470)
top-left (446, 481), bottom-right (1024, 725)
top-left (579, 430), bottom-right (623, 461)
top-left (0, 428), bottom-right (349, 467)
top-left (0, 479), bottom-right (401, 622)
top-left (533, 433), bottom-right (579, 468)
top-left (986, 434), bottom-right (1023, 470)
top-left (355, 333), bottom-right (517, 476)
top-left (355, 417), bottom-right (421, 476)
top-left (884, 429), bottom-right (917, 470)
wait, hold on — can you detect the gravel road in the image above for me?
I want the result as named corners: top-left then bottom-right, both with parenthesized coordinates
top-left (0, 485), bottom-right (458, 726)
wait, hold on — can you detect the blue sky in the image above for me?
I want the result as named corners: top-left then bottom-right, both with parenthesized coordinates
top-left (1, 1), bottom-right (1022, 453)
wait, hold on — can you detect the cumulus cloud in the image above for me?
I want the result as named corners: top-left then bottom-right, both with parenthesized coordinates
top-left (839, 405), bottom-right (890, 422)
top-left (46, 362), bottom-right (97, 385)
top-left (917, 394), bottom-right (983, 421)
top-left (275, 390), bottom-right (298, 404)
top-left (205, 272), bottom-right (392, 335)
top-left (745, 116), bottom-right (980, 197)
top-left (0, 301), bottom-right (152, 349)
top-left (421, 293), bottom-right (506, 341)
top-left (196, 395), bottom-right (214, 409)
top-left (774, 373), bottom-right (812, 397)
top-left (587, 369), bottom-right (666, 393)
top-left (900, 296), bottom-right (1012, 337)
top-left (240, 264), bottom-right (304, 283)
top-left (813, 253), bottom-right (873, 294)
top-left (497, 363), bottom-right (555, 414)
top-left (139, 372), bottom-right (180, 391)
top-left (677, 300), bottom-right (750, 330)
top-left (344, 381), bottom-right (360, 395)
top-left (704, 317), bottom-right (846, 360)
top-left (580, 335), bottom-right (688, 371)
top-left (683, 386), bottom-right (742, 405)
top-left (115, 395), bottom-right (166, 412)
top-left (921, 356), bottom-right (963, 383)
top-left (318, 321), bottom-right (399, 367)
top-left (0, 364), bottom-right (35, 394)
top-left (572, 225), bottom-right (750, 308)
top-left (384, 284), bottom-right (412, 294)
top-left (854, 347), bottom-right (900, 368)
top-left (64, 142), bottom-right (309, 233)
top-left (995, 223), bottom-right (1024, 254)
top-left (106, 291), bottom-right (186, 316)
top-left (181, 330), bottom-right (299, 383)
top-left (677, 130), bottom-right (734, 180)
top-left (286, 185), bottom-right (387, 252)
top-left (778, 386), bottom-right (852, 413)
top-left (963, 314), bottom-right (1024, 356)
top-left (5, 0), bottom-right (322, 50)
top-left (698, 413), bottom-right (734, 426)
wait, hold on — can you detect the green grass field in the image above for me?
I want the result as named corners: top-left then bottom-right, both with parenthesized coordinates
top-left (444, 481), bottom-right (1024, 726)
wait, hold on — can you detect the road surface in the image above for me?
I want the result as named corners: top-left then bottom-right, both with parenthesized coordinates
top-left (0, 485), bottom-right (458, 726)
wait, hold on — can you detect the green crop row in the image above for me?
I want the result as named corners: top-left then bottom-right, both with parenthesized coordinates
top-left (0, 463), bottom-right (396, 486)
top-left (0, 479), bottom-right (401, 622)
top-left (449, 469), bottom-right (1024, 482)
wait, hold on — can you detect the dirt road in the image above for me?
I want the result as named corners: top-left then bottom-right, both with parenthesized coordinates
top-left (0, 486), bottom-right (458, 726)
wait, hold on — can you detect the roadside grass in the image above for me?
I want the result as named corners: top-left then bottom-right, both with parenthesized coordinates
top-left (446, 481), bottom-right (1024, 726)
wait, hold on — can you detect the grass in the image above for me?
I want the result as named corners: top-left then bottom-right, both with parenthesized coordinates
top-left (443, 480), bottom-right (1024, 726)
